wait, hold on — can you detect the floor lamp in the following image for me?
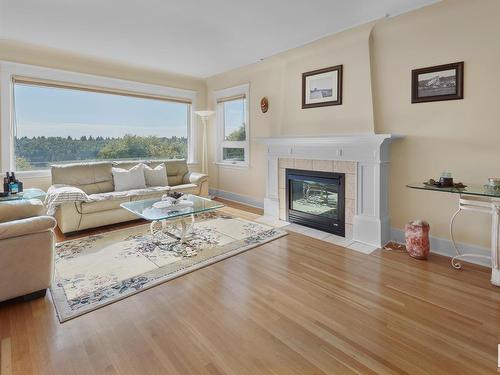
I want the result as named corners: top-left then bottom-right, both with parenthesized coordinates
top-left (194, 110), bottom-right (215, 175)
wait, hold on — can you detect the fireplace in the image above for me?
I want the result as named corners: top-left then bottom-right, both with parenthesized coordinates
top-left (262, 135), bottom-right (404, 247)
top-left (286, 169), bottom-right (345, 237)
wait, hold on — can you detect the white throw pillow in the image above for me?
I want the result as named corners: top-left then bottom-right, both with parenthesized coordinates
top-left (112, 164), bottom-right (146, 192)
top-left (142, 163), bottom-right (168, 187)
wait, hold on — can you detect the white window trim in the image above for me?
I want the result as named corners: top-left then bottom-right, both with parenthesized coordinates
top-left (0, 61), bottom-right (199, 178)
top-left (213, 83), bottom-right (250, 168)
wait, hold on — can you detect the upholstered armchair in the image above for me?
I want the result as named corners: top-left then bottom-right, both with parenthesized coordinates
top-left (0, 199), bottom-right (57, 302)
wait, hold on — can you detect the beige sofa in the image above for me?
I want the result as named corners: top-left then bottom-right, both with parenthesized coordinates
top-left (0, 199), bottom-right (57, 302)
top-left (51, 159), bottom-right (208, 234)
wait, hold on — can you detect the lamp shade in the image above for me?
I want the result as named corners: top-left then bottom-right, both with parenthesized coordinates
top-left (194, 110), bottom-right (215, 118)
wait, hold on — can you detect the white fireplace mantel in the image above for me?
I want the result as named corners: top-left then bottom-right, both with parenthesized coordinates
top-left (258, 133), bottom-right (404, 248)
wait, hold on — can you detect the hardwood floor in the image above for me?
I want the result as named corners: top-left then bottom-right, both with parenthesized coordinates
top-left (1, 199), bottom-right (500, 374)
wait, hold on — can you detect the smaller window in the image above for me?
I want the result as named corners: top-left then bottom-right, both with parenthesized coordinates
top-left (215, 84), bottom-right (249, 166)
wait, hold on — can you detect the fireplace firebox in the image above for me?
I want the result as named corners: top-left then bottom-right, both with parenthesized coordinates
top-left (286, 169), bottom-right (345, 237)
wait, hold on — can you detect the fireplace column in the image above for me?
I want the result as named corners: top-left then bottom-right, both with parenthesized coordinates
top-left (353, 160), bottom-right (390, 247)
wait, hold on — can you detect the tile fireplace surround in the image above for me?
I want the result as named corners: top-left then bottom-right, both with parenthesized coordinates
top-left (278, 159), bottom-right (354, 237)
top-left (260, 134), bottom-right (404, 248)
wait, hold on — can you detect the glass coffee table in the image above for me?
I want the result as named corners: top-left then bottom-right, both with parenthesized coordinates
top-left (120, 195), bottom-right (224, 244)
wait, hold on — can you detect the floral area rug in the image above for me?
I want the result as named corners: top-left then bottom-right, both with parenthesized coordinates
top-left (51, 212), bottom-right (287, 322)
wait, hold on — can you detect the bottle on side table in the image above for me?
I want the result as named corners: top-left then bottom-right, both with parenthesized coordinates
top-left (2, 172), bottom-right (24, 195)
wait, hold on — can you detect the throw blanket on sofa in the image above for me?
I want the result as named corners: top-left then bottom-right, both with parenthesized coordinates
top-left (45, 185), bottom-right (90, 215)
top-left (44, 185), bottom-right (174, 215)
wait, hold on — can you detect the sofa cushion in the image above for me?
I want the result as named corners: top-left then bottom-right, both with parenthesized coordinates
top-left (112, 164), bottom-right (146, 192)
top-left (89, 187), bottom-right (171, 201)
top-left (79, 196), bottom-right (131, 214)
top-left (83, 187), bottom-right (172, 214)
top-left (143, 163), bottom-right (167, 187)
top-left (151, 159), bottom-right (188, 186)
top-left (51, 162), bottom-right (114, 194)
top-left (129, 190), bottom-right (169, 202)
top-left (168, 183), bottom-right (198, 194)
top-left (126, 187), bottom-right (171, 200)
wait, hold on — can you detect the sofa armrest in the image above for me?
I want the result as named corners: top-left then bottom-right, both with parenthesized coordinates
top-left (183, 172), bottom-right (208, 185)
top-left (0, 199), bottom-right (46, 223)
top-left (0, 216), bottom-right (57, 240)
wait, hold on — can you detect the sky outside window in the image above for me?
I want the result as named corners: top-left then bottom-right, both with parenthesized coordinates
top-left (223, 98), bottom-right (245, 141)
top-left (14, 84), bottom-right (188, 138)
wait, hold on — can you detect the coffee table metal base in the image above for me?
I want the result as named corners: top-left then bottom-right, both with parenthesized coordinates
top-left (150, 214), bottom-right (195, 244)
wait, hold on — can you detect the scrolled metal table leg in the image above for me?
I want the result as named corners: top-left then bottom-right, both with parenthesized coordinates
top-left (179, 218), bottom-right (188, 243)
top-left (177, 215), bottom-right (196, 243)
top-left (449, 196), bottom-right (495, 281)
top-left (150, 220), bottom-right (160, 235)
top-left (449, 207), bottom-right (463, 270)
top-left (491, 204), bottom-right (500, 286)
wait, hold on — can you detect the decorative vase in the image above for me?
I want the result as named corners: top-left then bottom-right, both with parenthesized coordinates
top-left (405, 220), bottom-right (430, 260)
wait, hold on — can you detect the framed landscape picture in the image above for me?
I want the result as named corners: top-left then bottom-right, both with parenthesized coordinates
top-left (302, 65), bottom-right (342, 109)
top-left (411, 61), bottom-right (464, 103)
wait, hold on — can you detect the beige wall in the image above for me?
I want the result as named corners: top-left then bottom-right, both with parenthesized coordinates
top-left (206, 21), bottom-right (376, 205)
top-left (371, 0), bottom-right (500, 247)
top-left (0, 39), bottom-right (207, 190)
top-left (206, 0), bottom-right (500, 248)
top-left (2, 0), bottom-right (499, 249)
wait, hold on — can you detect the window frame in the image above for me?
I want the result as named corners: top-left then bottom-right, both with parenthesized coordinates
top-left (214, 83), bottom-right (250, 167)
top-left (0, 61), bottom-right (199, 178)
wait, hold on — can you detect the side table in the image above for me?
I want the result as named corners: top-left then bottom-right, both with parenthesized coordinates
top-left (407, 183), bottom-right (500, 286)
top-left (0, 188), bottom-right (46, 202)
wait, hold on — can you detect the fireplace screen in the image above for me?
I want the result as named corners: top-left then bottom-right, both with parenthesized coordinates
top-left (286, 169), bottom-right (345, 236)
top-left (290, 178), bottom-right (339, 219)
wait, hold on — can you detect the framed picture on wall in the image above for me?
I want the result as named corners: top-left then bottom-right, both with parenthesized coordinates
top-left (411, 62), bottom-right (464, 103)
top-left (302, 65), bottom-right (342, 109)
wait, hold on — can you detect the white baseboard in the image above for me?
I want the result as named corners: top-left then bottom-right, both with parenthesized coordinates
top-left (491, 268), bottom-right (500, 285)
top-left (390, 228), bottom-right (491, 268)
top-left (209, 188), bottom-right (264, 209)
top-left (208, 190), bottom-right (492, 268)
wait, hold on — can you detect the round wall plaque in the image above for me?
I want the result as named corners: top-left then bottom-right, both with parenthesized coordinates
top-left (260, 97), bottom-right (269, 113)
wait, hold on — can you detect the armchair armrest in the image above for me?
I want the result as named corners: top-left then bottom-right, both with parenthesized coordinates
top-left (0, 216), bottom-right (57, 240)
top-left (183, 172), bottom-right (208, 185)
top-left (0, 199), bottom-right (46, 223)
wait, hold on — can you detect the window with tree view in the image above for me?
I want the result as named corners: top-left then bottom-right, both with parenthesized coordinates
top-left (219, 96), bottom-right (247, 164)
top-left (13, 81), bottom-right (190, 171)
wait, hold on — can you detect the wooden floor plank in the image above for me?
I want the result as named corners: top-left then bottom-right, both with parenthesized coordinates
top-left (2, 199), bottom-right (499, 374)
top-left (1, 338), bottom-right (12, 375)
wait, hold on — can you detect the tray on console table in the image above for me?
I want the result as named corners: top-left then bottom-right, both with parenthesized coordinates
top-left (407, 182), bottom-right (500, 286)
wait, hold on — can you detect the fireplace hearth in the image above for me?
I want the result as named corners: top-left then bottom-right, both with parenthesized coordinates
top-left (286, 169), bottom-right (345, 237)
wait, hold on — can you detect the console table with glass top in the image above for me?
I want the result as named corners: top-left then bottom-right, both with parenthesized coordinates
top-left (407, 183), bottom-right (500, 286)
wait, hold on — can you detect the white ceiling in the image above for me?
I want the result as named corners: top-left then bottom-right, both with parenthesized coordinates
top-left (0, 0), bottom-right (438, 78)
